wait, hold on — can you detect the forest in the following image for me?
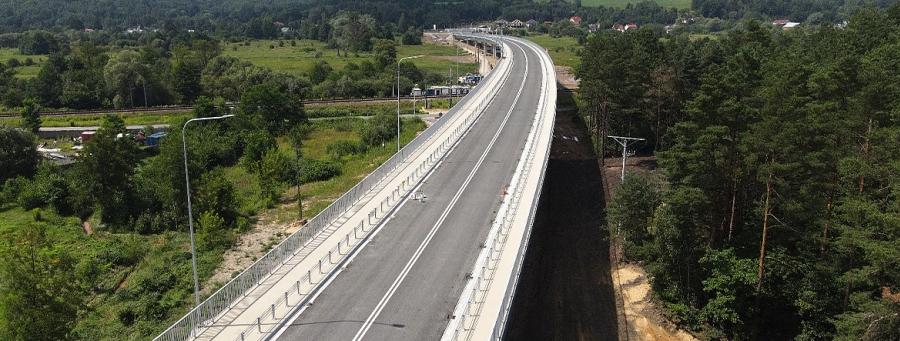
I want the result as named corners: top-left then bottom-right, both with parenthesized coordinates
top-left (582, 4), bottom-right (900, 340)
top-left (0, 10), bottom-right (444, 112)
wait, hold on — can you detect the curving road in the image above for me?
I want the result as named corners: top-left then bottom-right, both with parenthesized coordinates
top-left (270, 37), bottom-right (549, 341)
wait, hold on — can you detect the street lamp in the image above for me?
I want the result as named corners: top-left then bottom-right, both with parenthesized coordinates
top-left (182, 114), bottom-right (235, 306)
top-left (398, 55), bottom-right (424, 152)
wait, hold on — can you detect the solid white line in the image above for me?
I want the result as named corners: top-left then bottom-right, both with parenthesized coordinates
top-left (350, 43), bottom-right (530, 341)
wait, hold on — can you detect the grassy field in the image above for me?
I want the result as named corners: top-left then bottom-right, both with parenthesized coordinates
top-left (524, 34), bottom-right (581, 68)
top-left (0, 48), bottom-right (45, 79)
top-left (536, 0), bottom-right (691, 8)
top-left (0, 111), bottom-right (192, 128)
top-left (223, 39), bottom-right (477, 78)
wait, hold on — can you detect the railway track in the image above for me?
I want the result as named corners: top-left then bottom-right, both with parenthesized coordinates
top-left (0, 95), bottom-right (467, 119)
top-left (0, 89), bottom-right (576, 119)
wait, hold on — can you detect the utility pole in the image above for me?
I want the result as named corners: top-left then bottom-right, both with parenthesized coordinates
top-left (608, 136), bottom-right (645, 181)
top-left (455, 44), bottom-right (459, 92)
top-left (448, 63), bottom-right (453, 108)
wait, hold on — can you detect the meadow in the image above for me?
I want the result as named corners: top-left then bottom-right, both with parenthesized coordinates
top-left (223, 39), bottom-right (478, 77)
top-left (0, 48), bottom-right (44, 79)
top-left (524, 34), bottom-right (581, 68)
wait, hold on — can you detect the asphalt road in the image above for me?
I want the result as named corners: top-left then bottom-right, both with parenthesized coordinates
top-left (273, 37), bottom-right (545, 341)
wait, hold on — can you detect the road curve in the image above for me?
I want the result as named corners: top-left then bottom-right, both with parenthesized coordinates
top-left (271, 36), bottom-right (549, 341)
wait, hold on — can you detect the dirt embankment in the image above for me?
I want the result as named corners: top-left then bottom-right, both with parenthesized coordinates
top-left (504, 99), bottom-right (697, 341)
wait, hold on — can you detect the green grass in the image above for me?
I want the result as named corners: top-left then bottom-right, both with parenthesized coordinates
top-left (0, 112), bottom-right (191, 128)
top-left (0, 203), bottom-right (215, 341)
top-left (689, 34), bottom-right (719, 41)
top-left (536, 0), bottom-right (691, 9)
top-left (0, 48), bottom-right (45, 79)
top-left (307, 102), bottom-right (424, 119)
top-left (223, 39), bottom-right (477, 78)
top-left (266, 116), bottom-right (426, 223)
top-left (524, 34), bottom-right (581, 68)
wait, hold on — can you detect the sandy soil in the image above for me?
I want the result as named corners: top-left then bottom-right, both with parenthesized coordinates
top-left (614, 260), bottom-right (698, 341)
top-left (201, 214), bottom-right (304, 294)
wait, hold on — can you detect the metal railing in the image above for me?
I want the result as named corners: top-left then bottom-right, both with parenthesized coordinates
top-left (440, 36), bottom-right (557, 341)
top-left (153, 34), bottom-right (514, 341)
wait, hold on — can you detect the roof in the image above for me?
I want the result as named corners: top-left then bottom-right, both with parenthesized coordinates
top-left (526, 19), bottom-right (538, 24)
top-left (783, 22), bottom-right (800, 28)
top-left (570, 16), bottom-right (582, 25)
top-left (773, 19), bottom-right (790, 24)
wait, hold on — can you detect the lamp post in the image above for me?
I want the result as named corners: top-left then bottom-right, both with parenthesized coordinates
top-left (398, 55), bottom-right (424, 152)
top-left (182, 114), bottom-right (235, 306)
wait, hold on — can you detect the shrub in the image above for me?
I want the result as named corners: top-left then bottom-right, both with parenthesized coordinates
top-left (197, 210), bottom-right (233, 251)
top-left (326, 140), bottom-right (367, 160)
top-left (299, 158), bottom-right (341, 183)
top-left (16, 180), bottom-right (44, 210)
top-left (358, 112), bottom-right (397, 147)
top-left (2, 176), bottom-right (28, 204)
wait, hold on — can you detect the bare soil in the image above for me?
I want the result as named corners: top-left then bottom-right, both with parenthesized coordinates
top-left (556, 65), bottom-right (579, 89)
top-left (504, 107), bottom-right (697, 341)
top-left (202, 215), bottom-right (304, 294)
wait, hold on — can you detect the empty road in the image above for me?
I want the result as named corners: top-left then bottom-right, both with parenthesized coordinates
top-left (272, 36), bottom-right (548, 341)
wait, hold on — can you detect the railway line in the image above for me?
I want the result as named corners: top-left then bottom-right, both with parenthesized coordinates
top-left (0, 95), bottom-right (462, 119)
top-left (0, 89), bottom-right (576, 119)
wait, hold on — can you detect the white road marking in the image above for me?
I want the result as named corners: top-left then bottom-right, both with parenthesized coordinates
top-left (350, 41), bottom-right (530, 341)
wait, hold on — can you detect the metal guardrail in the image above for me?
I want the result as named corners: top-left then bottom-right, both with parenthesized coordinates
top-left (152, 35), bottom-right (513, 341)
top-left (439, 36), bottom-right (557, 341)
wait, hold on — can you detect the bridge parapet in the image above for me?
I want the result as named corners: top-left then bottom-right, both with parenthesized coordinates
top-left (441, 36), bottom-right (557, 341)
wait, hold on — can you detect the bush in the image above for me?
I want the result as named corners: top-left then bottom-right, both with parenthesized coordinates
top-left (16, 180), bottom-right (45, 210)
top-left (299, 158), bottom-right (341, 183)
top-left (358, 112), bottom-right (397, 147)
top-left (6, 58), bottom-right (20, 67)
top-left (326, 140), bottom-right (367, 159)
top-left (196, 210), bottom-right (233, 251)
top-left (2, 176), bottom-right (28, 204)
top-left (241, 130), bottom-right (276, 169)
